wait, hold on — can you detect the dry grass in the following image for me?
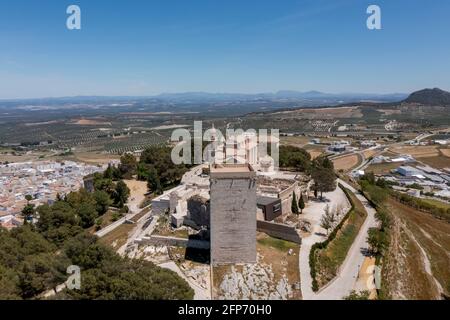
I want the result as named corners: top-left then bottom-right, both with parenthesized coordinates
top-left (382, 199), bottom-right (450, 299)
top-left (130, 207), bottom-right (151, 223)
top-left (365, 162), bottom-right (405, 175)
top-left (71, 118), bottom-right (112, 126)
top-left (276, 106), bottom-right (363, 119)
top-left (390, 145), bottom-right (440, 158)
top-left (154, 227), bottom-right (189, 239)
top-left (99, 223), bottom-right (134, 249)
top-left (124, 179), bottom-right (147, 209)
top-left (363, 149), bottom-right (377, 159)
top-left (439, 148), bottom-right (450, 157)
top-left (419, 155), bottom-right (450, 169)
top-left (87, 210), bottom-right (116, 233)
top-left (256, 233), bottom-right (300, 297)
top-left (308, 149), bottom-right (325, 159)
top-left (73, 151), bottom-right (120, 165)
top-left (212, 233), bottom-right (301, 300)
top-left (333, 154), bottom-right (361, 171)
top-left (280, 136), bottom-right (311, 148)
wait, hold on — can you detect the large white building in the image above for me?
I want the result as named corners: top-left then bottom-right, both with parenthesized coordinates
top-left (205, 125), bottom-right (278, 170)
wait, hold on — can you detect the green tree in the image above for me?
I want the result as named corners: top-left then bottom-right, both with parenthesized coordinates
top-left (21, 204), bottom-right (35, 224)
top-left (119, 153), bottom-right (137, 179)
top-left (367, 227), bottom-right (388, 255)
top-left (311, 156), bottom-right (337, 199)
top-left (299, 194), bottom-right (305, 214)
top-left (320, 205), bottom-right (335, 235)
top-left (93, 190), bottom-right (112, 216)
top-left (103, 165), bottom-right (122, 181)
top-left (147, 167), bottom-right (162, 195)
top-left (76, 203), bottom-right (98, 228)
top-left (0, 266), bottom-right (21, 300)
top-left (279, 145), bottom-right (312, 172)
top-left (114, 180), bottom-right (130, 208)
top-left (291, 192), bottom-right (299, 214)
top-left (139, 145), bottom-right (189, 190)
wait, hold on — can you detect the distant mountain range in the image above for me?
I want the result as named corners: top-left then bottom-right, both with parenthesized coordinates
top-left (2, 88), bottom-right (449, 109)
top-left (403, 88), bottom-right (450, 105)
top-left (0, 90), bottom-right (408, 104)
top-left (153, 90), bottom-right (408, 103)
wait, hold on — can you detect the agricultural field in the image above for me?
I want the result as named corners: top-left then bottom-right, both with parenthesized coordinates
top-left (280, 136), bottom-right (311, 148)
top-left (362, 149), bottom-right (378, 159)
top-left (332, 154), bottom-right (362, 171)
top-left (273, 106), bottom-right (363, 120)
top-left (303, 144), bottom-right (326, 159)
top-left (389, 145), bottom-right (441, 158)
top-left (365, 162), bottom-right (410, 175)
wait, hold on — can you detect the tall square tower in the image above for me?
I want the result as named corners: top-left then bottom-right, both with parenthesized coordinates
top-left (209, 164), bottom-right (257, 265)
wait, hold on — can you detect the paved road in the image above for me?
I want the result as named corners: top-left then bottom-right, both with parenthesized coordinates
top-left (300, 179), bottom-right (378, 300)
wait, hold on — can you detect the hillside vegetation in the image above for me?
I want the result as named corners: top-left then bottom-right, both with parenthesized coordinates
top-left (360, 176), bottom-right (449, 299)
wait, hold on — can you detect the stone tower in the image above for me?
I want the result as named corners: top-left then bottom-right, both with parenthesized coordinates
top-left (209, 163), bottom-right (257, 265)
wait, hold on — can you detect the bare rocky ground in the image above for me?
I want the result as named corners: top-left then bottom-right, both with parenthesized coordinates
top-left (213, 232), bottom-right (301, 301)
top-left (125, 244), bottom-right (171, 264)
top-left (215, 254), bottom-right (294, 300)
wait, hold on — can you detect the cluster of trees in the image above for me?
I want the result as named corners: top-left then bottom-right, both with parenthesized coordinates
top-left (0, 225), bottom-right (193, 300)
top-left (21, 187), bottom-right (117, 243)
top-left (140, 146), bottom-right (190, 194)
top-left (91, 167), bottom-right (130, 209)
top-left (36, 188), bottom-right (114, 244)
top-left (280, 146), bottom-right (337, 199)
top-left (359, 174), bottom-right (391, 260)
top-left (311, 156), bottom-right (337, 198)
top-left (279, 146), bottom-right (312, 172)
top-left (0, 226), bottom-right (68, 299)
top-left (117, 146), bottom-right (190, 195)
top-left (1, 179), bottom-right (193, 299)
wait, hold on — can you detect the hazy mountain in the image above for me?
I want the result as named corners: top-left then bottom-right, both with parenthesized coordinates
top-left (154, 91), bottom-right (407, 103)
top-left (0, 90), bottom-right (408, 108)
top-left (403, 88), bottom-right (450, 105)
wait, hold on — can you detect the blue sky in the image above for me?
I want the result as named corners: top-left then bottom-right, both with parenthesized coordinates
top-left (0, 0), bottom-right (449, 98)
